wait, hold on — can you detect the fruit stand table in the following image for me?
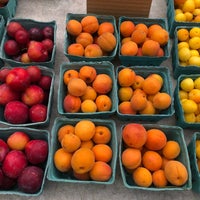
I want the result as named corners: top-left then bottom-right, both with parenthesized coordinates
top-left (0, 0), bottom-right (199, 199)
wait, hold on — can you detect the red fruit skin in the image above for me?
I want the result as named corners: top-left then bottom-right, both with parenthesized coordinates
top-left (0, 168), bottom-right (4, 187)
top-left (6, 22), bottom-right (24, 38)
top-left (0, 139), bottom-right (9, 163)
top-left (15, 29), bottom-right (30, 45)
top-left (25, 139), bottom-right (48, 165)
top-left (4, 100), bottom-right (29, 124)
top-left (0, 174), bottom-right (16, 190)
top-left (0, 83), bottom-right (20, 105)
top-left (2, 150), bottom-right (28, 179)
top-left (42, 26), bottom-right (54, 40)
top-left (27, 41), bottom-right (48, 62)
top-left (0, 68), bottom-right (10, 83)
top-left (38, 75), bottom-right (52, 91)
top-left (29, 104), bottom-right (47, 123)
top-left (4, 40), bottom-right (20, 56)
top-left (6, 67), bottom-right (31, 92)
top-left (28, 27), bottom-right (44, 41)
top-left (21, 85), bottom-right (44, 106)
top-left (42, 38), bottom-right (54, 53)
top-left (26, 65), bottom-right (42, 83)
top-left (18, 166), bottom-right (44, 194)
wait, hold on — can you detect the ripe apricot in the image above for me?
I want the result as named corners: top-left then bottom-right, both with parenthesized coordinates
top-left (61, 133), bottom-right (81, 153)
top-left (80, 140), bottom-right (94, 149)
top-left (142, 150), bottom-right (163, 172)
top-left (164, 160), bottom-right (188, 186)
top-left (98, 22), bottom-right (114, 35)
top-left (81, 99), bottom-right (97, 113)
top-left (74, 120), bottom-right (96, 141)
top-left (118, 86), bottom-right (133, 102)
top-left (71, 147), bottom-right (95, 174)
top-left (67, 78), bottom-right (87, 97)
top-left (162, 140), bottom-right (181, 160)
top-left (95, 94), bottom-right (112, 111)
top-left (152, 92), bottom-right (172, 110)
top-left (92, 144), bottom-right (112, 163)
top-left (63, 69), bottom-right (79, 85)
top-left (92, 74), bottom-right (112, 94)
top-left (54, 148), bottom-right (72, 172)
top-left (89, 161), bottom-right (112, 181)
top-left (132, 75), bottom-right (144, 89)
top-left (73, 171), bottom-right (90, 181)
top-left (147, 24), bottom-right (163, 38)
top-left (120, 20), bottom-right (135, 37)
top-left (133, 167), bottom-right (152, 187)
top-left (81, 15), bottom-right (99, 34)
top-left (142, 76), bottom-right (162, 95)
top-left (120, 41), bottom-right (138, 56)
top-left (122, 123), bottom-right (147, 149)
top-left (121, 148), bottom-right (142, 170)
top-left (79, 65), bottom-right (97, 84)
top-left (118, 101), bottom-right (137, 114)
top-left (57, 124), bottom-right (75, 143)
top-left (75, 32), bottom-right (94, 48)
top-left (145, 128), bottom-right (167, 151)
top-left (121, 37), bottom-right (131, 44)
top-left (139, 100), bottom-right (156, 115)
top-left (130, 92), bottom-right (148, 111)
top-left (135, 23), bottom-right (148, 35)
top-left (118, 68), bottom-right (136, 87)
top-left (142, 40), bottom-right (160, 56)
top-left (84, 44), bottom-right (103, 57)
top-left (148, 73), bottom-right (163, 86)
top-left (97, 32), bottom-right (117, 52)
top-left (131, 29), bottom-right (147, 45)
top-left (149, 28), bottom-right (169, 46)
top-left (157, 47), bottom-right (165, 57)
top-left (80, 86), bottom-right (97, 101)
top-left (152, 169), bottom-right (168, 188)
top-left (66, 19), bottom-right (82, 36)
top-left (67, 43), bottom-right (84, 56)
top-left (63, 94), bottom-right (81, 113)
top-left (92, 125), bottom-right (111, 144)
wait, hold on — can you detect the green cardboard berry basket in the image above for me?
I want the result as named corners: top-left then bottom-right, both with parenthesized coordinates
top-left (119, 123), bottom-right (192, 191)
top-left (167, 0), bottom-right (200, 38)
top-left (187, 132), bottom-right (200, 193)
top-left (0, 0), bottom-right (17, 22)
top-left (58, 61), bottom-right (117, 118)
top-left (0, 18), bottom-right (57, 68)
top-left (174, 74), bottom-right (200, 129)
top-left (0, 127), bottom-right (50, 196)
top-left (0, 65), bottom-right (55, 127)
top-left (118, 16), bottom-right (170, 66)
top-left (64, 13), bottom-right (119, 62)
top-left (47, 117), bottom-right (118, 185)
top-left (171, 26), bottom-right (200, 79)
top-left (0, 15), bottom-right (5, 67)
top-left (116, 65), bottom-right (174, 121)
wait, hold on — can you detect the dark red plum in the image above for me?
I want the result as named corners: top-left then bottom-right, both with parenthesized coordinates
top-left (0, 139), bottom-right (9, 163)
top-left (29, 104), bottom-right (47, 123)
top-left (42, 26), bottom-right (54, 40)
top-left (4, 40), bottom-right (20, 56)
top-left (28, 27), bottom-right (44, 41)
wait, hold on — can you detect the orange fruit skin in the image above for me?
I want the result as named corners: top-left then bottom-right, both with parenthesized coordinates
top-left (141, 40), bottom-right (160, 56)
top-left (66, 19), bottom-right (82, 36)
top-left (152, 169), bottom-right (168, 188)
top-left (67, 43), bottom-right (84, 56)
top-left (120, 20), bottom-right (135, 37)
top-left (76, 32), bottom-right (94, 48)
top-left (79, 65), bottom-right (97, 84)
top-left (97, 22), bottom-right (115, 35)
top-left (81, 15), bottom-right (99, 34)
top-left (63, 69), bottom-right (79, 85)
top-left (57, 124), bottom-right (75, 143)
top-left (120, 41), bottom-right (138, 56)
top-left (63, 94), bottom-right (81, 113)
top-left (95, 95), bottom-right (112, 112)
top-left (92, 125), bottom-right (111, 144)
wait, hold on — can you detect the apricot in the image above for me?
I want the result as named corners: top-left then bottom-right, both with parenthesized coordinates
top-left (81, 99), bottom-right (97, 113)
top-left (120, 20), bottom-right (135, 37)
top-left (75, 32), bottom-right (94, 48)
top-left (54, 148), bottom-right (72, 172)
top-left (149, 28), bottom-right (169, 46)
top-left (89, 161), bottom-right (112, 181)
top-left (133, 167), bottom-right (152, 187)
top-left (79, 65), bottom-right (97, 84)
top-left (74, 120), bottom-right (96, 141)
top-left (121, 148), bottom-right (142, 170)
top-left (139, 100), bottom-right (156, 115)
top-left (97, 32), bottom-right (117, 52)
top-left (81, 15), bottom-right (99, 34)
top-left (84, 44), bottom-right (103, 57)
top-left (80, 140), bottom-right (94, 149)
top-left (164, 160), bottom-right (188, 186)
top-left (73, 171), bottom-right (90, 181)
top-left (67, 78), bottom-right (87, 97)
top-left (118, 86), bottom-right (133, 102)
top-left (147, 24), bottom-right (163, 38)
top-left (63, 69), bottom-right (79, 85)
top-left (67, 43), bottom-right (84, 56)
top-left (63, 94), bottom-right (81, 113)
top-left (95, 94), bottom-right (112, 111)
top-left (118, 101), bottom-right (136, 114)
top-left (71, 147), bottom-right (95, 174)
top-left (135, 23), bottom-right (148, 35)
top-left (66, 19), bottom-right (82, 36)
top-left (131, 29), bottom-right (147, 45)
top-left (97, 22), bottom-right (114, 35)
top-left (120, 41), bottom-right (138, 56)
top-left (57, 124), bottom-right (75, 143)
top-left (142, 40), bottom-right (160, 56)
top-left (118, 67), bottom-right (136, 87)
top-left (152, 92), bottom-right (172, 110)
top-left (92, 74), bottom-right (112, 94)
top-left (130, 92), bottom-right (148, 111)
top-left (122, 123), bottom-right (147, 149)
top-left (92, 125), bottom-right (111, 144)
top-left (152, 169), bottom-right (168, 188)
top-left (132, 75), bottom-right (144, 89)
top-left (145, 128), bottom-right (167, 151)
top-left (80, 86), bottom-right (97, 101)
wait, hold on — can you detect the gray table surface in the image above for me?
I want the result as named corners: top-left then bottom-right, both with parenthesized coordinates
top-left (0, 0), bottom-right (199, 199)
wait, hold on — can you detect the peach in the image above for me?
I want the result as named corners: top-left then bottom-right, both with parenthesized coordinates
top-left (92, 74), bottom-right (112, 94)
top-left (63, 94), bottom-right (81, 113)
